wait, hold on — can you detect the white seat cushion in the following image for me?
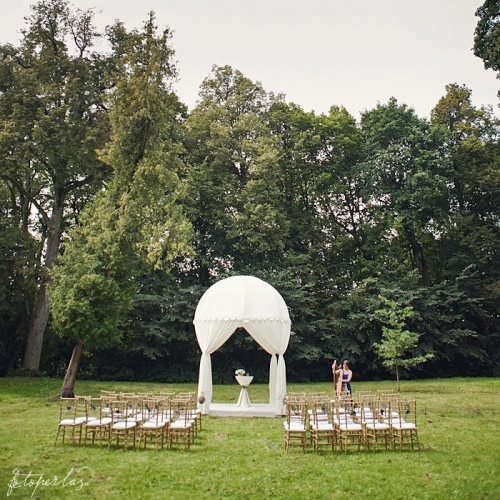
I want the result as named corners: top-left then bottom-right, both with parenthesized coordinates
top-left (170, 421), bottom-right (192, 430)
top-left (284, 422), bottom-right (306, 431)
top-left (112, 421), bottom-right (137, 430)
top-left (311, 423), bottom-right (334, 431)
top-left (142, 421), bottom-right (166, 429)
top-left (392, 422), bottom-right (416, 430)
top-left (338, 423), bottom-right (362, 431)
top-left (365, 422), bottom-right (390, 430)
top-left (86, 417), bottom-right (112, 427)
top-left (59, 419), bottom-right (82, 426)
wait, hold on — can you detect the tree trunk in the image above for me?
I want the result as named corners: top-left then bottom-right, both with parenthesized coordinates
top-left (403, 223), bottom-right (431, 287)
top-left (22, 287), bottom-right (50, 371)
top-left (396, 365), bottom-right (400, 393)
top-left (22, 196), bottom-right (64, 371)
top-left (60, 341), bottom-right (84, 398)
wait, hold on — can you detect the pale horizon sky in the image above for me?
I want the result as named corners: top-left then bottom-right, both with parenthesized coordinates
top-left (2, 0), bottom-right (499, 119)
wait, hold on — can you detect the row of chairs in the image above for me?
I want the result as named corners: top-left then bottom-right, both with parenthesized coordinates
top-left (54, 391), bottom-right (202, 450)
top-left (284, 390), bottom-right (420, 453)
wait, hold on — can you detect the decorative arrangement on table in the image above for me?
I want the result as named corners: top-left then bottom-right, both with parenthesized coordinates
top-left (234, 369), bottom-right (253, 388)
top-left (234, 369), bottom-right (253, 407)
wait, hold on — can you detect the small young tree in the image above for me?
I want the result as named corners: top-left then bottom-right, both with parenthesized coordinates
top-left (373, 296), bottom-right (433, 391)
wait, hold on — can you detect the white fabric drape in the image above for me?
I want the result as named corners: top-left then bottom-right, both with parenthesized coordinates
top-left (245, 319), bottom-right (290, 415)
top-left (268, 355), bottom-right (277, 405)
top-left (195, 319), bottom-right (239, 414)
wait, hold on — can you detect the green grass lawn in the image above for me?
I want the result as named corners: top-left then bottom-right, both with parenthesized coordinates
top-left (0, 377), bottom-right (499, 499)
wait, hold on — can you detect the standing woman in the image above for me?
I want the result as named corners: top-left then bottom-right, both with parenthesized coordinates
top-left (333, 360), bottom-right (352, 396)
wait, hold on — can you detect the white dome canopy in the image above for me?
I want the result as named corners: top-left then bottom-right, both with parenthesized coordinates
top-left (194, 275), bottom-right (290, 323)
top-left (194, 276), bottom-right (291, 416)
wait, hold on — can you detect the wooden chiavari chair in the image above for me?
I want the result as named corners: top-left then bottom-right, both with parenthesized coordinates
top-left (54, 397), bottom-right (84, 445)
top-left (284, 399), bottom-right (308, 453)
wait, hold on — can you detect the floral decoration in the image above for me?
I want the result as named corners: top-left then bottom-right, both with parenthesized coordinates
top-left (235, 369), bottom-right (246, 376)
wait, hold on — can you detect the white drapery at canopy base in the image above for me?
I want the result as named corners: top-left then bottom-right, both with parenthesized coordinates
top-left (193, 276), bottom-right (291, 416)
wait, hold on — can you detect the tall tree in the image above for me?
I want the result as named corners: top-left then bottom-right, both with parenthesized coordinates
top-left (360, 98), bottom-right (451, 286)
top-left (431, 83), bottom-right (500, 215)
top-left (183, 65), bottom-right (281, 279)
top-left (430, 84), bottom-right (500, 371)
top-left (0, 0), bottom-right (111, 371)
top-left (312, 105), bottom-right (375, 285)
top-left (100, 15), bottom-right (192, 269)
top-left (50, 12), bottom-right (192, 396)
top-left (264, 102), bottom-right (346, 374)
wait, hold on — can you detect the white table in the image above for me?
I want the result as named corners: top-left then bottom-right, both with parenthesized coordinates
top-left (235, 375), bottom-right (254, 407)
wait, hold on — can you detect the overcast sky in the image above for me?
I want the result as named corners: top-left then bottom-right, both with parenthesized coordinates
top-left (2, 0), bottom-right (499, 118)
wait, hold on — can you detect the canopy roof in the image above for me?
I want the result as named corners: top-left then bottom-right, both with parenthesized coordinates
top-left (194, 275), bottom-right (291, 323)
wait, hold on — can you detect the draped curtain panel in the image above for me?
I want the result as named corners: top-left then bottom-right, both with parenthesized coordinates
top-left (193, 276), bottom-right (291, 415)
top-left (195, 319), bottom-right (240, 414)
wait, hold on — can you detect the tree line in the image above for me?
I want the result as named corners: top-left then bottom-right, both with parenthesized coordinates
top-left (1, 0), bottom-right (499, 391)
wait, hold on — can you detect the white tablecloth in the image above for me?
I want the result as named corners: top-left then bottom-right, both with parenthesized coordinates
top-left (235, 376), bottom-right (253, 407)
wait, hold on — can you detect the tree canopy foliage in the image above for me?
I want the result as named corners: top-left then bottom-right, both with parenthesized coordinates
top-left (1, 0), bottom-right (500, 383)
